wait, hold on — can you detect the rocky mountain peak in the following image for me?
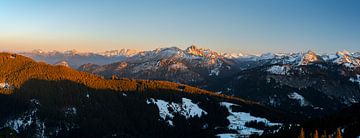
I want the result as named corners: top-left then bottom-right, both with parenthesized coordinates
top-left (336, 50), bottom-right (352, 63)
top-left (298, 50), bottom-right (321, 65)
top-left (186, 45), bottom-right (204, 56)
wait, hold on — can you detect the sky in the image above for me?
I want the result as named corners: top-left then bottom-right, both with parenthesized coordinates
top-left (0, 0), bottom-right (359, 54)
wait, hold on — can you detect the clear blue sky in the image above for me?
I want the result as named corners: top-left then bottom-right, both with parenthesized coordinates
top-left (0, 0), bottom-right (359, 53)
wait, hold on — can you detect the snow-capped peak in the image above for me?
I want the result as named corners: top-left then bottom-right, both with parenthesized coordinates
top-left (64, 49), bottom-right (78, 55)
top-left (185, 45), bottom-right (220, 58)
top-left (101, 49), bottom-right (141, 57)
top-left (222, 53), bottom-right (244, 59)
top-left (259, 52), bottom-right (276, 60)
top-left (32, 49), bottom-right (45, 54)
top-left (54, 60), bottom-right (70, 67)
top-left (298, 50), bottom-right (321, 65)
top-left (335, 50), bottom-right (352, 63)
top-left (186, 45), bottom-right (204, 56)
top-left (333, 50), bottom-right (360, 67)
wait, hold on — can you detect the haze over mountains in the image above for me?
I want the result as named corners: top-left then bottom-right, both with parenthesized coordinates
top-left (20, 45), bottom-right (360, 68)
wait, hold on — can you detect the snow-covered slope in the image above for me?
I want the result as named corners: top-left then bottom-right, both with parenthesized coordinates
top-left (217, 102), bottom-right (282, 137)
top-left (146, 98), bottom-right (208, 126)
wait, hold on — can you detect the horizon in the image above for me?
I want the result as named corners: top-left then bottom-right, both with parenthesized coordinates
top-left (1, 45), bottom-right (357, 56)
top-left (1, 0), bottom-right (360, 53)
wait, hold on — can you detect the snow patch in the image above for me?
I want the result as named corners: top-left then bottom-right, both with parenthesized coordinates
top-left (216, 133), bottom-right (239, 138)
top-left (267, 65), bottom-right (289, 75)
top-left (3, 99), bottom-right (45, 137)
top-left (219, 102), bottom-right (282, 137)
top-left (260, 53), bottom-right (275, 60)
top-left (147, 98), bottom-right (208, 126)
top-left (350, 75), bottom-right (360, 86)
top-left (4, 109), bottom-right (37, 133)
top-left (288, 92), bottom-right (309, 106)
top-left (65, 107), bottom-right (77, 117)
top-left (168, 63), bottom-right (188, 71)
top-left (223, 53), bottom-right (244, 59)
top-left (209, 61), bottom-right (222, 76)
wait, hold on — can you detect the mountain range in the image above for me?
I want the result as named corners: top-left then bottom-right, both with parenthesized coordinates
top-left (10, 46), bottom-right (360, 137)
top-left (0, 52), bottom-right (293, 137)
top-left (20, 46), bottom-right (360, 115)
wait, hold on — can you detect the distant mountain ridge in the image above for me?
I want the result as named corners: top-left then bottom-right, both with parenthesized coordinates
top-left (20, 46), bottom-right (360, 69)
top-left (19, 49), bottom-right (141, 68)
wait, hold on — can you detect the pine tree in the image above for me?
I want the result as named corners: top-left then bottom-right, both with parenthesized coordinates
top-left (313, 129), bottom-right (319, 138)
top-left (320, 130), bottom-right (327, 138)
top-left (298, 128), bottom-right (305, 138)
top-left (335, 128), bottom-right (342, 138)
top-left (111, 74), bottom-right (118, 80)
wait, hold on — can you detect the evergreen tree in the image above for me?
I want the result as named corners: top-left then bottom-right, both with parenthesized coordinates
top-left (111, 74), bottom-right (118, 80)
top-left (320, 130), bottom-right (327, 138)
top-left (298, 128), bottom-right (305, 138)
top-left (313, 129), bottom-right (319, 138)
top-left (335, 128), bottom-right (342, 138)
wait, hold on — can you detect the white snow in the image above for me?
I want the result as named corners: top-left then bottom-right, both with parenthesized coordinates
top-left (260, 53), bottom-right (276, 60)
top-left (4, 109), bottom-right (37, 133)
top-left (210, 68), bottom-right (220, 76)
top-left (267, 65), bottom-right (289, 75)
top-left (3, 99), bottom-right (45, 135)
top-left (65, 107), bottom-right (77, 117)
top-left (216, 133), bottom-right (239, 138)
top-left (181, 98), bottom-right (207, 118)
top-left (146, 98), bottom-right (208, 126)
top-left (219, 102), bottom-right (282, 137)
top-left (168, 63), bottom-right (188, 70)
top-left (333, 50), bottom-right (360, 68)
top-left (322, 53), bottom-right (338, 61)
top-left (298, 51), bottom-right (319, 65)
top-left (222, 53), bottom-right (244, 59)
top-left (101, 49), bottom-right (141, 57)
top-left (350, 75), bottom-right (360, 86)
top-left (288, 92), bottom-right (308, 106)
top-left (209, 61), bottom-right (222, 76)
top-left (55, 60), bottom-right (70, 67)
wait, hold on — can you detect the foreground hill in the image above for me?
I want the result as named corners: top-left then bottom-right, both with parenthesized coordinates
top-left (0, 53), bottom-right (287, 137)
